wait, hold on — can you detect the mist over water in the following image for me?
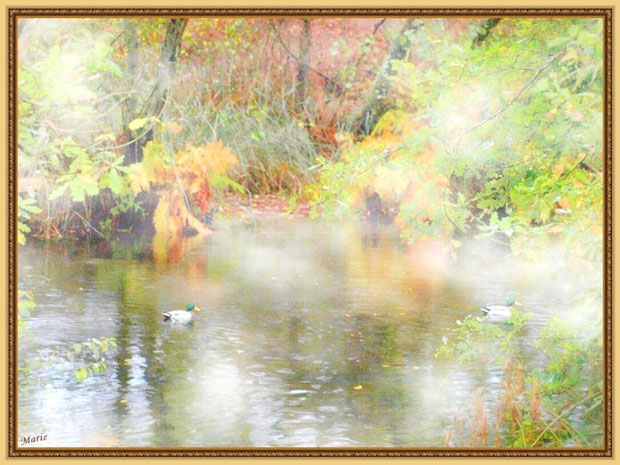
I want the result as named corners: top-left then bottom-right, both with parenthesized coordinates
top-left (18, 218), bottom-right (595, 447)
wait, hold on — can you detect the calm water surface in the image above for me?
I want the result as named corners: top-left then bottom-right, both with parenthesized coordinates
top-left (18, 218), bottom-right (579, 447)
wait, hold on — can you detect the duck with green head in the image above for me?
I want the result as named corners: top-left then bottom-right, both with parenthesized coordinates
top-left (163, 303), bottom-right (201, 322)
top-left (481, 298), bottom-right (518, 321)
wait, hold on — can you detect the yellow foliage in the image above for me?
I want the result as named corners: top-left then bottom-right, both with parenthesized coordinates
top-left (127, 163), bottom-right (151, 194)
top-left (152, 190), bottom-right (213, 238)
top-left (371, 109), bottom-right (422, 137)
top-left (131, 139), bottom-right (239, 237)
top-left (142, 140), bottom-right (170, 182)
top-left (152, 233), bottom-right (182, 266)
top-left (127, 141), bottom-right (174, 194)
top-left (372, 165), bottom-right (410, 203)
top-left (359, 130), bottom-right (403, 152)
top-left (347, 183), bottom-right (366, 211)
top-left (153, 194), bottom-right (179, 237)
top-left (177, 141), bottom-right (239, 177)
top-left (301, 182), bottom-right (321, 201)
top-left (558, 196), bottom-right (571, 209)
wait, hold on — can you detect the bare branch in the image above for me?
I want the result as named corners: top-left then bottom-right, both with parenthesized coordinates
top-left (458, 50), bottom-right (566, 137)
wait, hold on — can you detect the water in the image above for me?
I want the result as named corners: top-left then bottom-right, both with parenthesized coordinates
top-left (17, 218), bottom-right (584, 447)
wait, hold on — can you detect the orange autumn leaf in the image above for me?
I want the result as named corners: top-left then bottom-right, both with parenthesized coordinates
top-left (165, 121), bottom-right (183, 134)
top-left (558, 196), bottom-right (571, 209)
top-left (359, 130), bottom-right (403, 152)
top-left (178, 141), bottom-right (239, 177)
top-left (147, 140), bottom-right (239, 237)
top-left (553, 164), bottom-right (565, 178)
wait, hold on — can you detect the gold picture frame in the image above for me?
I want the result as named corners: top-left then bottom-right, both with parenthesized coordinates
top-left (6, 6), bottom-right (613, 458)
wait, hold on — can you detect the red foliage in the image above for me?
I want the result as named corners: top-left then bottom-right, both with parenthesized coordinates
top-left (192, 177), bottom-right (212, 216)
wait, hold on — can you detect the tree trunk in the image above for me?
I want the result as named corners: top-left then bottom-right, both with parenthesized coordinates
top-left (471, 18), bottom-right (501, 48)
top-left (152, 18), bottom-right (188, 117)
top-left (295, 18), bottom-right (311, 117)
top-left (350, 19), bottom-right (422, 136)
top-left (121, 18), bottom-right (140, 165)
top-left (131, 18), bottom-right (188, 162)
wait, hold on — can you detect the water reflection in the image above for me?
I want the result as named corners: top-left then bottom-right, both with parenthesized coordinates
top-left (18, 218), bottom-right (581, 447)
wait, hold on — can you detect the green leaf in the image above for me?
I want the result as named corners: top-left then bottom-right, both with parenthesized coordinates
top-left (83, 177), bottom-right (99, 197)
top-left (107, 169), bottom-right (123, 195)
top-left (18, 307), bottom-right (30, 319)
top-left (19, 298), bottom-right (35, 309)
top-left (19, 203), bottom-right (42, 214)
top-left (94, 132), bottom-right (116, 142)
top-left (48, 185), bottom-right (68, 200)
top-left (92, 362), bottom-right (106, 373)
top-left (209, 174), bottom-right (245, 194)
top-left (68, 179), bottom-right (86, 202)
top-left (107, 61), bottom-right (123, 78)
top-left (73, 343), bottom-right (82, 354)
top-left (74, 366), bottom-right (88, 382)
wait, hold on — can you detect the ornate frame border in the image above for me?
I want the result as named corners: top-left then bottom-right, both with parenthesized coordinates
top-left (7, 7), bottom-right (613, 457)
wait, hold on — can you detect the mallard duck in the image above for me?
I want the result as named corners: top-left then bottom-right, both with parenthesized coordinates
top-left (481, 298), bottom-right (517, 321)
top-left (163, 303), bottom-right (201, 322)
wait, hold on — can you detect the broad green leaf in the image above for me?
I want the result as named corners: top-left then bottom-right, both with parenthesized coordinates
top-left (107, 169), bottom-right (124, 195)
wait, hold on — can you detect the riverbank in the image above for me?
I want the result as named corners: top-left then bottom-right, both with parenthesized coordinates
top-left (219, 192), bottom-right (311, 220)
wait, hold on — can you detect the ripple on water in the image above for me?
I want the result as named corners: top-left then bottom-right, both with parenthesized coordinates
top-left (17, 219), bottom-right (590, 447)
